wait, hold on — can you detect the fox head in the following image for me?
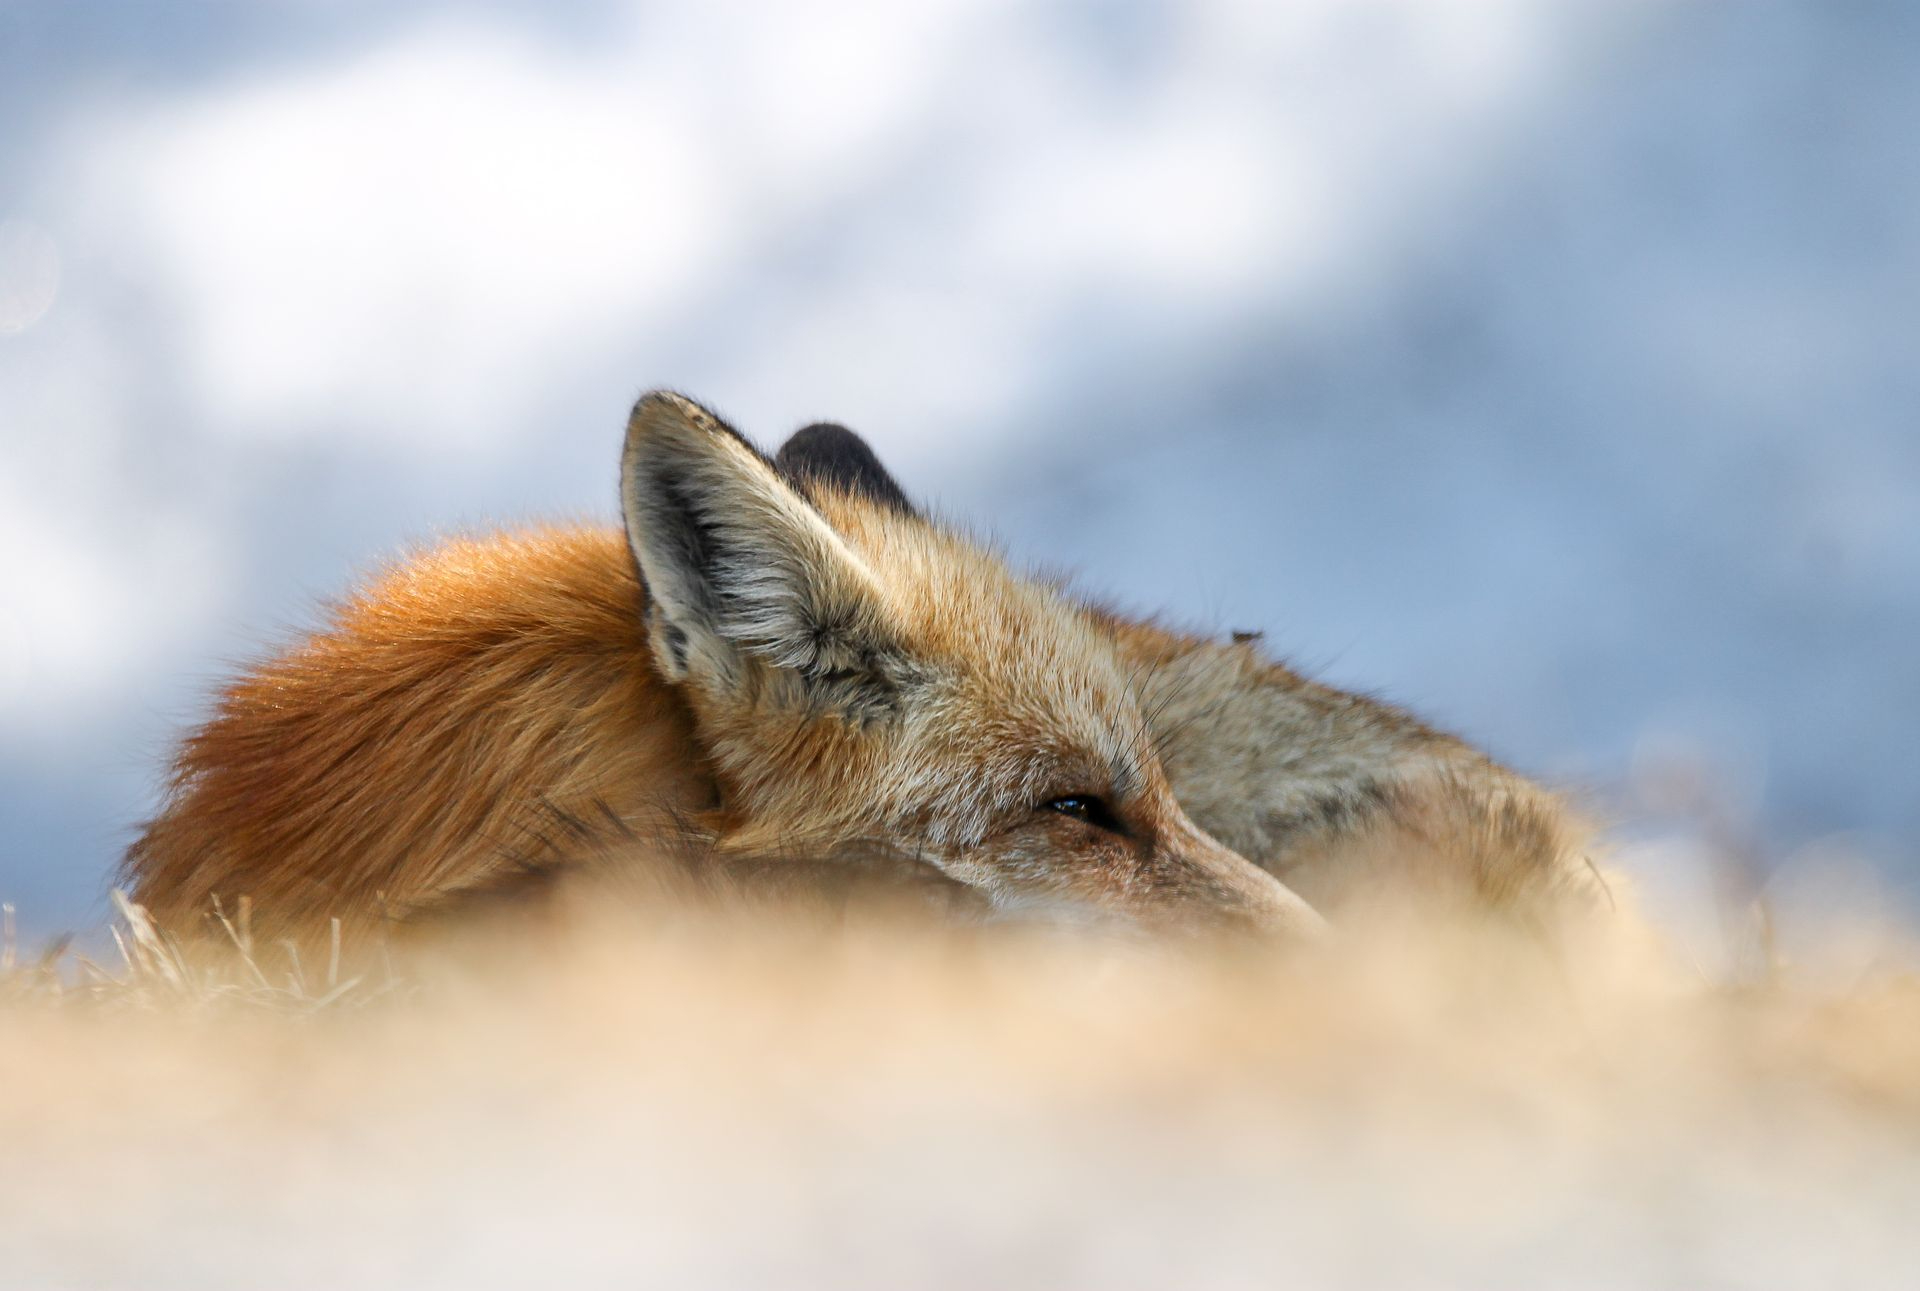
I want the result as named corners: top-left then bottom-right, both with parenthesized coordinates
top-left (620, 392), bottom-right (1323, 937)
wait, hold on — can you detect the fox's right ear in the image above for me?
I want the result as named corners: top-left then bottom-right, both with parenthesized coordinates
top-left (621, 392), bottom-right (911, 719)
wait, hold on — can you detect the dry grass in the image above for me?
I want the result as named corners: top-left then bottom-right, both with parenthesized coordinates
top-left (3, 887), bottom-right (1918, 1290)
top-left (1, 892), bottom-right (405, 1014)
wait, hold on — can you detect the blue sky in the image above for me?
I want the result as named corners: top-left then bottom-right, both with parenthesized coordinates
top-left (2, 1), bottom-right (1915, 937)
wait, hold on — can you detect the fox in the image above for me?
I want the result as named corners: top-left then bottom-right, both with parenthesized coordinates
top-left (126, 391), bottom-right (1604, 940)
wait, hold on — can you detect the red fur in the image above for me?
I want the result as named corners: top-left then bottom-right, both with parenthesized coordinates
top-left (127, 527), bottom-right (714, 933)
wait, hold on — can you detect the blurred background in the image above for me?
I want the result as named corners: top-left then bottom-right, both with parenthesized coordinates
top-left (2, 0), bottom-right (1914, 939)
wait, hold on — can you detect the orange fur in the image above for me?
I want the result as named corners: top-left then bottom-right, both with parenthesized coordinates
top-left (128, 527), bottom-right (716, 933)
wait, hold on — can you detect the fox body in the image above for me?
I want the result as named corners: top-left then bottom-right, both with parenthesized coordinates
top-left (128, 393), bottom-right (1600, 937)
top-left (1104, 620), bottom-right (1605, 917)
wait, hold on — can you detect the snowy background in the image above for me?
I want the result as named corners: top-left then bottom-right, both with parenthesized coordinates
top-left (3, 0), bottom-right (1915, 936)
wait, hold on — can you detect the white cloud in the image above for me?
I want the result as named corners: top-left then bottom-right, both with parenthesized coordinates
top-left (0, 220), bottom-right (62, 336)
top-left (0, 326), bottom-right (233, 732)
top-left (81, 21), bottom-right (736, 448)
top-left (57, 3), bottom-right (1587, 459)
top-left (0, 474), bottom-right (230, 735)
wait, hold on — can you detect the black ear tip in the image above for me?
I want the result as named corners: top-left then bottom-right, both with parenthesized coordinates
top-left (777, 422), bottom-right (874, 465)
top-left (776, 423), bottom-right (917, 516)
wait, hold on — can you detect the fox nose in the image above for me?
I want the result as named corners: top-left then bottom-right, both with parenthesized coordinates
top-left (1161, 822), bottom-right (1328, 941)
top-left (1225, 870), bottom-right (1329, 941)
top-left (1196, 862), bottom-right (1328, 941)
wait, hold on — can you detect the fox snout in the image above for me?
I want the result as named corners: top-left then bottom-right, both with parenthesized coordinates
top-left (983, 795), bottom-right (1328, 940)
top-left (1145, 820), bottom-right (1329, 941)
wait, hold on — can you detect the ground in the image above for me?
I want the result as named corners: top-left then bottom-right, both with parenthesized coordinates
top-left (3, 893), bottom-right (1916, 1289)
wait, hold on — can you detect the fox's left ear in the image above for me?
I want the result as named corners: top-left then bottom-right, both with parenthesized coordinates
top-left (775, 422), bottom-right (919, 517)
top-left (620, 391), bottom-right (912, 719)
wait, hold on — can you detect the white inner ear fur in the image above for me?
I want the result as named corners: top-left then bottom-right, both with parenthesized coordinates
top-left (620, 391), bottom-right (896, 689)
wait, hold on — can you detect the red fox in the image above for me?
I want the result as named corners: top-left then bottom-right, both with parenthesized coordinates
top-left (127, 393), bottom-right (1602, 938)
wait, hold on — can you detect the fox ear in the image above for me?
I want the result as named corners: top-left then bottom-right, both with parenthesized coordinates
top-left (621, 392), bottom-right (910, 718)
top-left (775, 423), bottom-right (919, 517)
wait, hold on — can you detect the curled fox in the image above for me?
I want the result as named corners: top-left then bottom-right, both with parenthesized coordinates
top-left (128, 393), bottom-right (1607, 938)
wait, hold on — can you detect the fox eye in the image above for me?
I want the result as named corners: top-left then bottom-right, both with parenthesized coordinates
top-left (1040, 795), bottom-right (1123, 834)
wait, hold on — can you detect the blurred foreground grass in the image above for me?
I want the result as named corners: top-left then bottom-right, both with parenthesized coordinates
top-left (2, 890), bottom-right (1917, 1289)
